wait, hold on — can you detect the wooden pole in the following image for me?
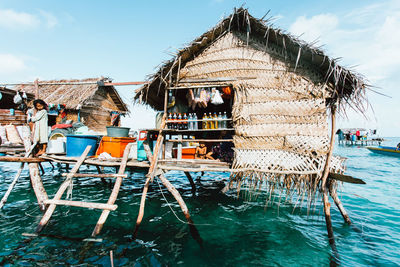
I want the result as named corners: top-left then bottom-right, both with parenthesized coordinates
top-left (0, 142), bottom-right (36, 209)
top-left (321, 105), bottom-right (337, 249)
top-left (184, 171), bottom-right (196, 195)
top-left (36, 146), bottom-right (91, 233)
top-left (158, 172), bottom-right (202, 245)
top-left (0, 164), bottom-right (25, 209)
top-left (91, 143), bottom-right (132, 237)
top-left (34, 79), bottom-right (39, 99)
top-left (132, 141), bottom-right (154, 238)
top-left (329, 182), bottom-right (351, 225)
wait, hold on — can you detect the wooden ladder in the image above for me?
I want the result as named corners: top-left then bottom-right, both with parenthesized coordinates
top-left (36, 143), bottom-right (132, 236)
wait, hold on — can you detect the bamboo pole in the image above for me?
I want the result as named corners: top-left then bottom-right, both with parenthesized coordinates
top-left (0, 142), bottom-right (37, 209)
top-left (133, 117), bottom-right (166, 238)
top-left (329, 182), bottom-right (351, 225)
top-left (91, 143), bottom-right (132, 237)
top-left (184, 172), bottom-right (196, 195)
top-left (36, 146), bottom-right (91, 233)
top-left (320, 105), bottom-right (337, 249)
top-left (158, 172), bottom-right (202, 245)
top-left (132, 141), bottom-right (154, 238)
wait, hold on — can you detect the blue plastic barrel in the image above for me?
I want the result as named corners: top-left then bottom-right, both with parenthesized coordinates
top-left (66, 135), bottom-right (99, 157)
top-left (137, 131), bottom-right (148, 161)
top-left (352, 134), bottom-right (357, 141)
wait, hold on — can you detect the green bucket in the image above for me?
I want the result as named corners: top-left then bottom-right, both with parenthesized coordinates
top-left (106, 126), bottom-right (130, 137)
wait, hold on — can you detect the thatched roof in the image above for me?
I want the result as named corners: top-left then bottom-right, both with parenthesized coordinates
top-left (135, 8), bottom-right (368, 111)
top-left (14, 78), bottom-right (128, 112)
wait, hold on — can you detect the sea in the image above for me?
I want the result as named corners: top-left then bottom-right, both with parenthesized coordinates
top-left (0, 137), bottom-right (399, 266)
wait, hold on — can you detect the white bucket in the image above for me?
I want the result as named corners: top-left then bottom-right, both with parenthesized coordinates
top-left (47, 137), bottom-right (66, 154)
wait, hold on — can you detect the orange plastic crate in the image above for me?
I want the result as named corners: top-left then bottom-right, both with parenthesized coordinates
top-left (96, 136), bottom-right (136, 158)
top-left (172, 147), bottom-right (196, 159)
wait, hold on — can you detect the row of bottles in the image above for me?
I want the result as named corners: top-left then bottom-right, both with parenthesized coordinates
top-left (167, 112), bottom-right (229, 130)
top-left (202, 112), bottom-right (228, 129)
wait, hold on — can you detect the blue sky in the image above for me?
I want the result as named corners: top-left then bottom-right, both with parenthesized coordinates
top-left (1, 0), bottom-right (399, 136)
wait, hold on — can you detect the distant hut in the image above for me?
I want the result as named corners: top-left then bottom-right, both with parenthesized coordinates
top-left (135, 8), bottom-right (368, 244)
top-left (14, 78), bottom-right (128, 133)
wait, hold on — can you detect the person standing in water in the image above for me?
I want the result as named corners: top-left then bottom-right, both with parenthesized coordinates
top-left (31, 99), bottom-right (48, 156)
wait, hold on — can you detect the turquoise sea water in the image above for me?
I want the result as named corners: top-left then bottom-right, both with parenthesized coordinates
top-left (0, 138), bottom-right (399, 266)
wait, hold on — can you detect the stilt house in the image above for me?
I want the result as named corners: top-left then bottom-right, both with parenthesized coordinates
top-left (135, 8), bottom-right (368, 207)
top-left (14, 78), bottom-right (129, 133)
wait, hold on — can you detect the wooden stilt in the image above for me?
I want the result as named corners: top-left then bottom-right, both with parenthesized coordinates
top-left (39, 163), bottom-right (45, 175)
top-left (36, 146), bottom-right (91, 233)
top-left (158, 172), bottom-right (202, 245)
top-left (329, 183), bottom-right (351, 225)
top-left (132, 141), bottom-right (156, 238)
top-left (0, 142), bottom-right (36, 209)
top-left (320, 106), bottom-right (337, 249)
top-left (133, 117), bottom-right (166, 238)
top-left (184, 171), bottom-right (196, 194)
top-left (29, 163), bottom-right (48, 211)
top-left (96, 166), bottom-right (107, 185)
top-left (91, 143), bottom-right (132, 237)
top-left (0, 163), bottom-right (25, 209)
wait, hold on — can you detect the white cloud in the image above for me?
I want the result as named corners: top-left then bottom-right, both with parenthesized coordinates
top-left (39, 10), bottom-right (58, 28)
top-left (0, 54), bottom-right (27, 74)
top-left (288, 1), bottom-right (400, 136)
top-left (0, 8), bottom-right (58, 30)
top-left (0, 9), bottom-right (40, 29)
top-left (289, 14), bottom-right (338, 43)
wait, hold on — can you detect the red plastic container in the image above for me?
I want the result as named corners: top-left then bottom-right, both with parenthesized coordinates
top-left (96, 136), bottom-right (136, 158)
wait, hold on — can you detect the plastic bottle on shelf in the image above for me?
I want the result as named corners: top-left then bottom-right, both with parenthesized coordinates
top-left (208, 112), bottom-right (213, 129)
top-left (183, 113), bottom-right (188, 130)
top-left (222, 111), bottom-right (228, 129)
top-left (213, 112), bottom-right (218, 129)
top-left (202, 113), bottom-right (207, 129)
top-left (167, 113), bottom-right (172, 129)
top-left (218, 112), bottom-right (222, 129)
top-left (193, 113), bottom-right (198, 130)
top-left (173, 113), bottom-right (177, 129)
top-left (188, 113), bottom-right (192, 130)
top-left (178, 113), bottom-right (182, 130)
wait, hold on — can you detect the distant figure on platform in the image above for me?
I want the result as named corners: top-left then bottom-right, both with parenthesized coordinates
top-left (396, 143), bottom-right (400, 151)
top-left (195, 142), bottom-right (214, 160)
top-left (31, 99), bottom-right (49, 156)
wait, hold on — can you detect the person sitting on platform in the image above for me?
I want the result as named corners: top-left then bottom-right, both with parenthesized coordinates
top-left (396, 143), bottom-right (400, 151)
top-left (195, 142), bottom-right (214, 160)
top-left (31, 99), bottom-right (49, 156)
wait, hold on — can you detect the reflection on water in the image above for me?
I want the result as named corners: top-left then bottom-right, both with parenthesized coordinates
top-left (0, 138), bottom-right (399, 266)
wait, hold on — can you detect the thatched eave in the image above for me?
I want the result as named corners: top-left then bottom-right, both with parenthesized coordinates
top-left (134, 7), bottom-right (368, 112)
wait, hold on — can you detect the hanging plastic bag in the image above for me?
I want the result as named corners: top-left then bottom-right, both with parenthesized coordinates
top-left (13, 93), bottom-right (22, 104)
top-left (211, 88), bottom-right (224, 105)
top-left (199, 88), bottom-right (208, 108)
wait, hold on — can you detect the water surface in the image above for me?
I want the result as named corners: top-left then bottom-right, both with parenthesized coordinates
top-left (0, 138), bottom-right (399, 266)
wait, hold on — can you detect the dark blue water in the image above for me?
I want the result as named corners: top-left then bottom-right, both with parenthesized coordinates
top-left (0, 138), bottom-right (399, 266)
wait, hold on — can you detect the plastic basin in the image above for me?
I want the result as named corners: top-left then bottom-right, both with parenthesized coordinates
top-left (96, 136), bottom-right (136, 158)
top-left (106, 126), bottom-right (130, 137)
top-left (66, 135), bottom-right (99, 157)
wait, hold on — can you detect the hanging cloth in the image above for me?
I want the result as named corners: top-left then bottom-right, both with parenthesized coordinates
top-left (111, 111), bottom-right (120, 126)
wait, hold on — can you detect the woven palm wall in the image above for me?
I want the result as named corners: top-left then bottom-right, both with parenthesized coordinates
top-left (177, 32), bottom-right (345, 195)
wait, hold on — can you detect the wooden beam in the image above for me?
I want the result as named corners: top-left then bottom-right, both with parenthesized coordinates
top-left (0, 156), bottom-right (47, 163)
top-left (103, 82), bottom-right (148, 86)
top-left (329, 172), bottom-right (365, 184)
top-left (43, 199), bottom-right (117, 211)
top-left (91, 143), bottom-right (132, 236)
top-left (36, 146), bottom-right (91, 233)
top-left (61, 173), bottom-right (127, 178)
